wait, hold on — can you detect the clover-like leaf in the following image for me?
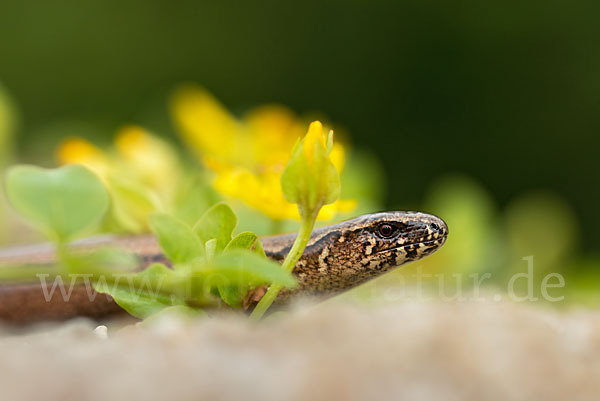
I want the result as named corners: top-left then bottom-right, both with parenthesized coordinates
top-left (193, 202), bottom-right (237, 251)
top-left (5, 164), bottom-right (109, 242)
top-left (149, 213), bottom-right (203, 265)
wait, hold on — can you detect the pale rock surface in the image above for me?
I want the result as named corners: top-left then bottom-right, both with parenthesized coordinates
top-left (0, 300), bottom-right (598, 401)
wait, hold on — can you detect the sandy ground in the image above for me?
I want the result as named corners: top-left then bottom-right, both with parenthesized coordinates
top-left (1, 300), bottom-right (599, 401)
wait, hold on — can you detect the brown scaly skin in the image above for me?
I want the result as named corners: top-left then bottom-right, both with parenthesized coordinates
top-left (0, 212), bottom-right (448, 324)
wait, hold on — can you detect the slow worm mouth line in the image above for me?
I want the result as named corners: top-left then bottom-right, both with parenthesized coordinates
top-left (374, 236), bottom-right (448, 254)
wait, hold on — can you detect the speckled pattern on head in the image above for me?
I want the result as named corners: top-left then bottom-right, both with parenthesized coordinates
top-left (259, 211), bottom-right (448, 301)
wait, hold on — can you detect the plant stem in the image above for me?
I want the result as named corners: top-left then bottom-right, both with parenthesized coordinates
top-left (249, 208), bottom-right (318, 321)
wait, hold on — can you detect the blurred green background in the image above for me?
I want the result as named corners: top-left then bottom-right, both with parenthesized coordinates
top-left (0, 0), bottom-right (597, 257)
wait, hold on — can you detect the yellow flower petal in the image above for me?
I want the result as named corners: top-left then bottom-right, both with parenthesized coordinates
top-left (245, 105), bottom-right (304, 169)
top-left (302, 120), bottom-right (327, 168)
top-left (114, 125), bottom-right (182, 202)
top-left (170, 85), bottom-right (237, 160)
top-left (56, 138), bottom-right (110, 179)
top-left (57, 137), bottom-right (100, 164)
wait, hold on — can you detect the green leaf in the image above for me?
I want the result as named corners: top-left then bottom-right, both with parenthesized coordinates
top-left (280, 146), bottom-right (307, 205)
top-left (4, 165), bottom-right (109, 242)
top-left (224, 231), bottom-right (266, 258)
top-left (196, 250), bottom-right (296, 289)
top-left (253, 238), bottom-right (267, 258)
top-left (217, 284), bottom-right (246, 308)
top-left (65, 247), bottom-right (139, 275)
top-left (224, 231), bottom-right (259, 252)
top-left (93, 263), bottom-right (181, 319)
top-left (149, 213), bottom-right (203, 264)
top-left (193, 202), bottom-right (237, 251)
top-left (281, 143), bottom-right (340, 209)
top-left (173, 176), bottom-right (220, 227)
top-left (321, 162), bottom-right (341, 205)
top-left (205, 238), bottom-right (217, 259)
top-left (107, 176), bottom-right (162, 233)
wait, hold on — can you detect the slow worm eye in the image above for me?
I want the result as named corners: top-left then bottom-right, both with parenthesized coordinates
top-left (378, 223), bottom-right (395, 238)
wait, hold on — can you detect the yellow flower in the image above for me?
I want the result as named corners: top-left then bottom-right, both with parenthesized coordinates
top-left (281, 121), bottom-right (341, 216)
top-left (170, 85), bottom-right (355, 221)
top-left (113, 125), bottom-right (182, 201)
top-left (56, 126), bottom-right (184, 232)
top-left (57, 137), bottom-right (111, 178)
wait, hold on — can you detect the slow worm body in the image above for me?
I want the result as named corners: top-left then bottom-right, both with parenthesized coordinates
top-left (0, 211), bottom-right (448, 323)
